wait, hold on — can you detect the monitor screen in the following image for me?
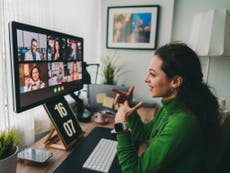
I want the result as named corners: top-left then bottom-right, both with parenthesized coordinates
top-left (9, 21), bottom-right (84, 113)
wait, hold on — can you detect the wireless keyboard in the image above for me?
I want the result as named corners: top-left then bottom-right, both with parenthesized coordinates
top-left (82, 138), bottom-right (117, 173)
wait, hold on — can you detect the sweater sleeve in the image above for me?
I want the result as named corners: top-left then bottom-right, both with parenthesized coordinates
top-left (128, 108), bottom-right (162, 142)
top-left (117, 114), bottom-right (199, 173)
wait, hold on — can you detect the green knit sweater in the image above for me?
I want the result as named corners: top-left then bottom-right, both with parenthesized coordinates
top-left (116, 98), bottom-right (205, 173)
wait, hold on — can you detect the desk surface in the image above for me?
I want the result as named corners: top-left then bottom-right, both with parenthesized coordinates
top-left (16, 107), bottom-right (155, 173)
top-left (16, 116), bottom-right (115, 173)
top-left (54, 127), bottom-right (122, 173)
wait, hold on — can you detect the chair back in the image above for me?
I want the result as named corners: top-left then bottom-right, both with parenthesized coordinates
top-left (212, 115), bottom-right (230, 173)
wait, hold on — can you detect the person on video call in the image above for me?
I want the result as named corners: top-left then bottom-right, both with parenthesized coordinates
top-left (68, 41), bottom-right (80, 61)
top-left (52, 39), bottom-right (63, 61)
top-left (112, 43), bottom-right (222, 173)
top-left (24, 38), bottom-right (42, 61)
top-left (25, 65), bottom-right (45, 92)
top-left (56, 66), bottom-right (64, 83)
top-left (71, 62), bottom-right (79, 81)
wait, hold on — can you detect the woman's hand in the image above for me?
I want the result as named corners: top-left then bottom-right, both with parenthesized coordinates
top-left (112, 86), bottom-right (134, 105)
top-left (25, 78), bottom-right (32, 86)
top-left (115, 100), bottom-right (143, 123)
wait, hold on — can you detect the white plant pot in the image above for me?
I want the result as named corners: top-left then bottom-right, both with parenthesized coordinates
top-left (0, 147), bottom-right (18, 173)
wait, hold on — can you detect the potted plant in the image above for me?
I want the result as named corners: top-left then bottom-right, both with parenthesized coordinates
top-left (101, 53), bottom-right (127, 85)
top-left (0, 129), bottom-right (19, 173)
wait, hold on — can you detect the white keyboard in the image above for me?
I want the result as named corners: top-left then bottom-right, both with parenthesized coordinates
top-left (82, 138), bottom-right (117, 173)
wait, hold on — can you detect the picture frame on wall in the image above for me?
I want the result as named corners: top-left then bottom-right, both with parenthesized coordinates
top-left (106, 5), bottom-right (160, 50)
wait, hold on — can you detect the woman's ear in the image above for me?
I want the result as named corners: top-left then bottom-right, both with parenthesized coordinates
top-left (171, 75), bottom-right (183, 89)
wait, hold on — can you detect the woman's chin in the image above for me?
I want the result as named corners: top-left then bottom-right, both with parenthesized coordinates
top-left (151, 93), bottom-right (157, 97)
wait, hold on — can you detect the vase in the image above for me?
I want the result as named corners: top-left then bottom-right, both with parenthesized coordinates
top-left (0, 147), bottom-right (18, 173)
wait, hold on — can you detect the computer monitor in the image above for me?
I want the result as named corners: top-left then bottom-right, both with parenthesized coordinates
top-left (9, 21), bottom-right (84, 113)
top-left (87, 84), bottom-right (130, 114)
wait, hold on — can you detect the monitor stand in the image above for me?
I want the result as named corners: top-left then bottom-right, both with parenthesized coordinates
top-left (70, 93), bottom-right (92, 122)
top-left (44, 126), bottom-right (65, 150)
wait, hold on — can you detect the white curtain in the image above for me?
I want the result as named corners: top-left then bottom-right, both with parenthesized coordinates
top-left (0, 0), bottom-right (101, 146)
top-left (0, 0), bottom-right (54, 146)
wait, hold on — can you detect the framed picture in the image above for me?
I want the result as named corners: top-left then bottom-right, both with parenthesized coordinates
top-left (106, 5), bottom-right (160, 50)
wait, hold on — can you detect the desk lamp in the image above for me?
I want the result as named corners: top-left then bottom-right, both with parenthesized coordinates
top-left (70, 62), bottom-right (99, 122)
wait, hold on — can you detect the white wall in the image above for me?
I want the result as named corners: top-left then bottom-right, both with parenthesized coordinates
top-left (101, 0), bottom-right (230, 110)
top-left (47, 0), bottom-right (101, 63)
top-left (172, 0), bottom-right (230, 110)
top-left (101, 0), bottom-right (175, 104)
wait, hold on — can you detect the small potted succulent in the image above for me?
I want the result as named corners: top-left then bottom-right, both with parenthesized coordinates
top-left (0, 129), bottom-right (19, 173)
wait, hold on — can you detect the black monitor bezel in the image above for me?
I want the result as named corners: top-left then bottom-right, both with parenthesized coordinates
top-left (9, 21), bottom-right (84, 113)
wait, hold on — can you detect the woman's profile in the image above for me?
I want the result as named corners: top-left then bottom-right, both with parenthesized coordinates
top-left (112, 43), bottom-right (222, 173)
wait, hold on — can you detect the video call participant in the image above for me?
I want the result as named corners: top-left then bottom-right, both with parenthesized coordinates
top-left (71, 62), bottom-right (79, 81)
top-left (25, 65), bottom-right (45, 92)
top-left (56, 66), bottom-right (64, 83)
top-left (112, 43), bottom-right (221, 173)
top-left (68, 40), bottom-right (80, 61)
top-left (24, 38), bottom-right (42, 61)
top-left (52, 39), bottom-right (63, 61)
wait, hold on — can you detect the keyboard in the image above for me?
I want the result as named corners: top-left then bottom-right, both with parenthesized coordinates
top-left (82, 138), bottom-right (118, 173)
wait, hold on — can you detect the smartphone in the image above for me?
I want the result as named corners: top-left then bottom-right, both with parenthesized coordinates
top-left (18, 148), bottom-right (53, 163)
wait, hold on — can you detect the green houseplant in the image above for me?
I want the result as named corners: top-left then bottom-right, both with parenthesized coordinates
top-left (101, 54), bottom-right (126, 85)
top-left (0, 129), bottom-right (19, 173)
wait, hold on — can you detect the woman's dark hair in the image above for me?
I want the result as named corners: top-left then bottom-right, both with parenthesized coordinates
top-left (53, 39), bottom-right (63, 59)
top-left (54, 39), bottom-right (60, 52)
top-left (31, 38), bottom-right (37, 45)
top-left (30, 65), bottom-right (40, 81)
top-left (155, 43), bottom-right (221, 144)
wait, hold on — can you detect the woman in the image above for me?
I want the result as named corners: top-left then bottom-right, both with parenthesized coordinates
top-left (56, 66), bottom-right (64, 83)
top-left (68, 41), bottom-right (80, 61)
top-left (52, 39), bottom-right (62, 61)
top-left (113, 43), bottom-right (221, 173)
top-left (71, 62), bottom-right (79, 81)
top-left (25, 65), bottom-right (45, 92)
